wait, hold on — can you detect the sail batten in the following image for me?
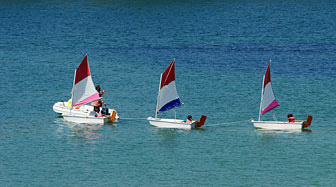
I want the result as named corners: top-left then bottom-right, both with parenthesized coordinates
top-left (71, 55), bottom-right (100, 107)
top-left (157, 59), bottom-right (182, 113)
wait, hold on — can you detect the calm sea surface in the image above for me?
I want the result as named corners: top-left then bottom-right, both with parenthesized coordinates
top-left (1, 1), bottom-right (336, 186)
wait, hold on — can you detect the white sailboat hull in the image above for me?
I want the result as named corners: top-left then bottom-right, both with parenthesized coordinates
top-left (63, 114), bottom-right (109, 124)
top-left (147, 117), bottom-right (196, 129)
top-left (53, 101), bottom-right (119, 120)
top-left (251, 120), bottom-right (304, 130)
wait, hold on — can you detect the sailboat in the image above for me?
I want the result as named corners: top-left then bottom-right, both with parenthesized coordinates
top-left (251, 60), bottom-right (312, 130)
top-left (54, 55), bottom-right (118, 124)
top-left (147, 59), bottom-right (206, 129)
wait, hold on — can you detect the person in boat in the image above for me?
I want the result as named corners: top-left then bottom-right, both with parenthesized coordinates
top-left (183, 115), bottom-right (193, 124)
top-left (92, 85), bottom-right (106, 112)
top-left (288, 113), bottom-right (295, 123)
top-left (94, 106), bottom-right (102, 117)
top-left (96, 85), bottom-right (106, 98)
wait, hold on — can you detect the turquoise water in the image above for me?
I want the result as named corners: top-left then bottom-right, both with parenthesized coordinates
top-left (1, 1), bottom-right (336, 186)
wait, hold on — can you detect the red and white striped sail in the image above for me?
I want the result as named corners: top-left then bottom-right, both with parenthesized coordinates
top-left (260, 61), bottom-right (279, 117)
top-left (156, 59), bottom-right (182, 114)
top-left (71, 55), bottom-right (100, 107)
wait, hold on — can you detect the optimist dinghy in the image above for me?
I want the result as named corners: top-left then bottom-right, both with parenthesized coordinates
top-left (54, 55), bottom-right (118, 124)
top-left (251, 60), bottom-right (312, 130)
top-left (147, 59), bottom-right (206, 129)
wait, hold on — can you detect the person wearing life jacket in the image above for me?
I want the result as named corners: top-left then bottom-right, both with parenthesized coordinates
top-left (91, 85), bottom-right (106, 112)
top-left (288, 113), bottom-right (295, 123)
top-left (184, 115), bottom-right (193, 124)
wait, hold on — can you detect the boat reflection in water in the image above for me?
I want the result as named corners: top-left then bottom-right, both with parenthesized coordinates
top-left (54, 118), bottom-right (108, 144)
top-left (254, 128), bottom-right (312, 135)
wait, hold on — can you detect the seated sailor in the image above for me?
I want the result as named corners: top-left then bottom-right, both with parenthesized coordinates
top-left (287, 113), bottom-right (295, 123)
top-left (183, 115), bottom-right (193, 124)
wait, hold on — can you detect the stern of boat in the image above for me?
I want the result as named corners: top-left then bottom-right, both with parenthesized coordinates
top-left (107, 110), bottom-right (117, 122)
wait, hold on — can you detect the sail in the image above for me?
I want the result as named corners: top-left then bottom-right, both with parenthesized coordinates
top-left (71, 55), bottom-right (100, 107)
top-left (157, 59), bottom-right (182, 113)
top-left (260, 61), bottom-right (279, 114)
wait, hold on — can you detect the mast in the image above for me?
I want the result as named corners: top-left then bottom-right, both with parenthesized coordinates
top-left (70, 68), bottom-right (76, 111)
top-left (155, 73), bottom-right (163, 118)
top-left (258, 75), bottom-right (265, 121)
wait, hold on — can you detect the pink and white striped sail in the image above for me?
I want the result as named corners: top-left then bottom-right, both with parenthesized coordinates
top-left (71, 55), bottom-right (100, 107)
top-left (259, 61), bottom-right (279, 118)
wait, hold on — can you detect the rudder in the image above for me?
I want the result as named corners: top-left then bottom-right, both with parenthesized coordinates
top-left (303, 115), bottom-right (312, 128)
top-left (195, 115), bottom-right (207, 128)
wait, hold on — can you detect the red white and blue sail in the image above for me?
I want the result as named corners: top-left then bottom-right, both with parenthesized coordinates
top-left (157, 59), bottom-right (182, 113)
top-left (71, 55), bottom-right (100, 107)
top-left (260, 61), bottom-right (279, 116)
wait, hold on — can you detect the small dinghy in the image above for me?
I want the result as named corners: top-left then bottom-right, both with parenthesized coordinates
top-left (54, 55), bottom-right (118, 124)
top-left (147, 59), bottom-right (206, 129)
top-left (53, 101), bottom-right (119, 120)
top-left (251, 60), bottom-right (312, 130)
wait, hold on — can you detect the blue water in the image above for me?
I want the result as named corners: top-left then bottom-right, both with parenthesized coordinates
top-left (1, 1), bottom-right (336, 186)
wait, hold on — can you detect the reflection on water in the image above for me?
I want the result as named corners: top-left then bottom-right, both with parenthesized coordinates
top-left (302, 129), bottom-right (312, 133)
top-left (193, 127), bottom-right (206, 131)
top-left (54, 118), bottom-right (106, 144)
top-left (254, 128), bottom-right (312, 135)
top-left (150, 127), bottom-right (192, 146)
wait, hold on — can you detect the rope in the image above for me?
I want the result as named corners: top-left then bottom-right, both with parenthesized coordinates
top-left (117, 118), bottom-right (252, 126)
top-left (205, 119), bottom-right (251, 127)
top-left (119, 117), bottom-right (147, 120)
